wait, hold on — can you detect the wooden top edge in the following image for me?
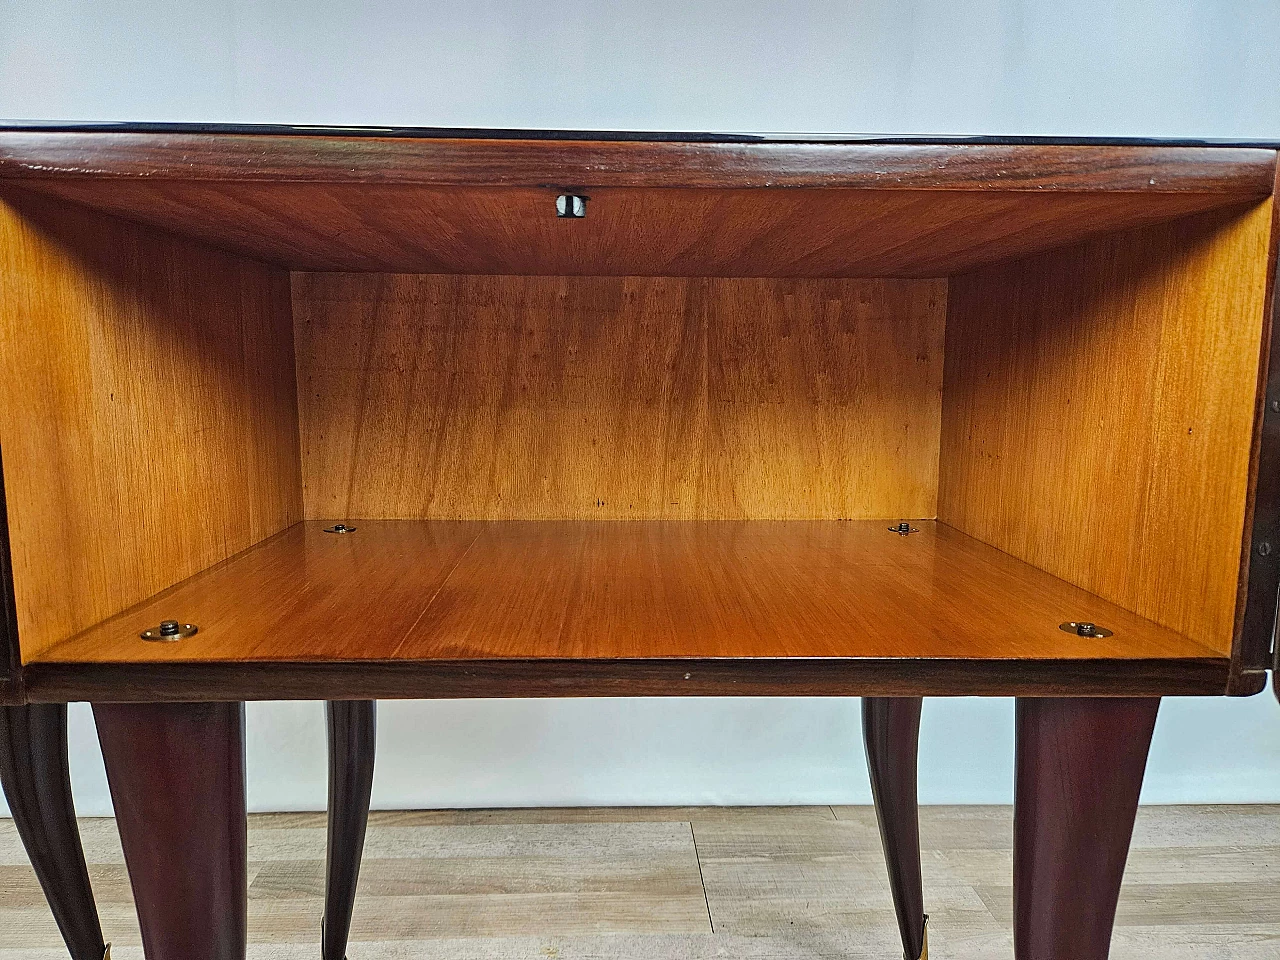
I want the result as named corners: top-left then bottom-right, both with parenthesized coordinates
top-left (0, 133), bottom-right (1273, 192)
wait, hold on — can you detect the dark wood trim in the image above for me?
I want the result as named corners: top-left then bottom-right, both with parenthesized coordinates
top-left (1014, 697), bottom-right (1160, 960)
top-left (5, 122), bottom-right (1280, 148)
top-left (93, 701), bottom-right (247, 960)
top-left (25, 655), bottom-right (1230, 703)
top-left (0, 133), bottom-right (1273, 194)
top-left (863, 697), bottom-right (926, 960)
top-left (0, 448), bottom-right (24, 705)
top-left (1234, 164), bottom-right (1280, 695)
top-left (0, 703), bottom-right (106, 959)
top-left (324, 700), bottom-right (376, 960)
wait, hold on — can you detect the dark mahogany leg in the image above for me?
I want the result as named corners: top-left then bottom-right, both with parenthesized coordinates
top-left (323, 700), bottom-right (376, 960)
top-left (93, 702), bottom-right (247, 960)
top-left (863, 697), bottom-right (927, 960)
top-left (0, 703), bottom-right (108, 959)
top-left (1014, 697), bottom-right (1160, 960)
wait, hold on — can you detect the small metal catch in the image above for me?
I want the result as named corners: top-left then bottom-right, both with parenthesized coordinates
top-left (890, 521), bottom-right (919, 536)
top-left (1059, 620), bottom-right (1113, 638)
top-left (141, 620), bottom-right (198, 642)
top-left (324, 523), bottom-right (357, 534)
top-left (556, 194), bottom-right (587, 218)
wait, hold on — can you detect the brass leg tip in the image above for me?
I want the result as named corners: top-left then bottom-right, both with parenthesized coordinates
top-left (918, 916), bottom-right (929, 960)
top-left (103, 945), bottom-right (112, 960)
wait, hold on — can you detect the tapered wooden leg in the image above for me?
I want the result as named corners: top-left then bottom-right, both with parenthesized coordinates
top-left (1014, 697), bottom-right (1160, 960)
top-left (93, 702), bottom-right (247, 960)
top-left (0, 703), bottom-right (108, 960)
top-left (863, 697), bottom-right (927, 960)
top-left (323, 700), bottom-right (376, 960)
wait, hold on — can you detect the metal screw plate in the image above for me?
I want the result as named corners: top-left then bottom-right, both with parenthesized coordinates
top-left (1059, 620), bottom-right (1113, 639)
top-left (889, 522), bottom-right (919, 536)
top-left (556, 194), bottom-right (587, 218)
top-left (324, 523), bottom-right (357, 534)
top-left (141, 620), bottom-right (198, 642)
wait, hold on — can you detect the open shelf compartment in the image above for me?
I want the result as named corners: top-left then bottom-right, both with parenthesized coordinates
top-left (0, 134), bottom-right (1274, 699)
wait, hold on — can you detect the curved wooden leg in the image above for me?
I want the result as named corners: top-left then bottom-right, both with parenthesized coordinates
top-left (323, 700), bottom-right (376, 960)
top-left (1014, 697), bottom-right (1160, 960)
top-left (863, 697), bottom-right (927, 960)
top-left (93, 702), bottom-right (247, 960)
top-left (0, 703), bottom-right (108, 960)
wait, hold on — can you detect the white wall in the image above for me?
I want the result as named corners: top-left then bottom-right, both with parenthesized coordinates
top-left (2, 1), bottom-right (1279, 814)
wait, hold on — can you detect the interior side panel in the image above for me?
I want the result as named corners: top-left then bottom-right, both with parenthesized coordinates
top-left (0, 190), bottom-right (303, 661)
top-left (938, 201), bottom-right (1274, 654)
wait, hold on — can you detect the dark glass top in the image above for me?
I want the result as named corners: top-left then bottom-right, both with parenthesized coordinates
top-left (0, 120), bottom-right (1275, 148)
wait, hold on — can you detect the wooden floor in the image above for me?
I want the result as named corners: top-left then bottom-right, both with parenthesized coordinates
top-left (1, 805), bottom-right (1277, 958)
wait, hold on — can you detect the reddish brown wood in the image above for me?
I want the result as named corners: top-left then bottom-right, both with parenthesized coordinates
top-left (864, 697), bottom-right (926, 960)
top-left (25, 653), bottom-right (1229, 703)
top-left (13, 181), bottom-right (1258, 278)
top-left (0, 133), bottom-right (1272, 192)
top-left (1014, 697), bottom-right (1160, 960)
top-left (324, 700), bottom-right (376, 960)
top-left (0, 703), bottom-right (106, 959)
top-left (93, 701), bottom-right (247, 960)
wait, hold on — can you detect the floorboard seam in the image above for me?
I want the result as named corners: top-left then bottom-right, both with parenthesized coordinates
top-left (688, 821), bottom-right (715, 933)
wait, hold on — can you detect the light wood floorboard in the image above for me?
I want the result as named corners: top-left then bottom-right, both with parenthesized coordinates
top-left (0, 805), bottom-right (1276, 958)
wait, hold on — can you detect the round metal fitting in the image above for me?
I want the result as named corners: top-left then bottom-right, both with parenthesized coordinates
top-left (1059, 620), bottom-right (1113, 639)
top-left (890, 522), bottom-right (919, 535)
top-left (140, 620), bottom-right (198, 642)
top-left (325, 523), bottom-right (357, 534)
top-left (556, 194), bottom-right (587, 218)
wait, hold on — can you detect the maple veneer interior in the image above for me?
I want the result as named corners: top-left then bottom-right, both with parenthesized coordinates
top-left (0, 182), bottom-right (1272, 669)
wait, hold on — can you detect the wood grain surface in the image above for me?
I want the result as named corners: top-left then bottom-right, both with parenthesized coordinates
top-left (21, 654), bottom-right (1233, 702)
top-left (1014, 697), bottom-right (1161, 960)
top-left (0, 133), bottom-right (1272, 191)
top-left (0, 190), bottom-right (302, 662)
top-left (939, 201), bottom-right (1274, 656)
top-left (16, 182), bottom-right (1268, 277)
top-left (93, 701), bottom-right (248, 960)
top-left (34, 521), bottom-right (1220, 668)
top-left (1234, 165), bottom-right (1280, 691)
top-left (4, 805), bottom-right (1277, 958)
top-left (294, 275), bottom-right (947, 520)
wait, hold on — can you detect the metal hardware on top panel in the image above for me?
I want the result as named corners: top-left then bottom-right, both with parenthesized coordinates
top-left (890, 521), bottom-right (919, 536)
top-left (324, 523), bottom-right (357, 534)
top-left (140, 620), bottom-right (197, 642)
top-left (1059, 621), bottom-right (1113, 639)
top-left (556, 194), bottom-right (587, 218)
